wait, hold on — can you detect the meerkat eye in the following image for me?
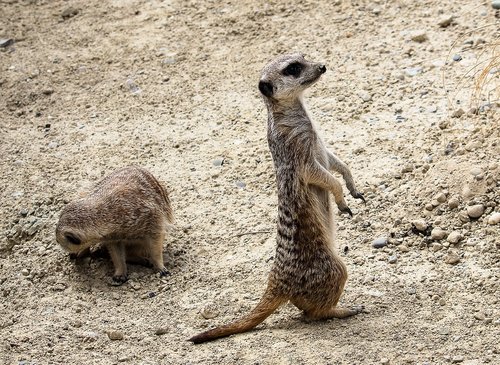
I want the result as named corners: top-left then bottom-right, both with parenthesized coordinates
top-left (65, 233), bottom-right (81, 245)
top-left (283, 62), bottom-right (303, 77)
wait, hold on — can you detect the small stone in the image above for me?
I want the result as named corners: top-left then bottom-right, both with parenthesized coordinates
top-left (493, 1), bottom-right (500, 10)
top-left (439, 298), bottom-right (446, 306)
top-left (469, 167), bottom-right (483, 176)
top-left (404, 67), bottom-right (422, 77)
top-left (452, 355), bottom-right (464, 363)
top-left (444, 252), bottom-right (460, 265)
top-left (474, 312), bottom-right (485, 321)
top-left (451, 108), bottom-right (465, 118)
top-left (388, 255), bottom-right (397, 264)
top-left (61, 7), bottom-right (79, 19)
top-left (358, 90), bottom-right (372, 102)
top-left (458, 211), bottom-right (470, 223)
top-left (435, 192), bottom-right (447, 203)
top-left (424, 203), bottom-right (434, 211)
top-left (411, 31), bottom-right (428, 43)
top-left (431, 242), bottom-right (443, 252)
top-left (125, 79), bottom-right (141, 95)
top-left (235, 181), bottom-right (246, 189)
top-left (213, 158), bottom-right (224, 167)
top-left (372, 237), bottom-right (388, 249)
top-left (401, 165), bottom-right (414, 173)
top-left (438, 15), bottom-right (453, 28)
top-left (21, 269), bottom-right (30, 276)
top-left (380, 358), bottom-right (390, 365)
top-left (467, 204), bottom-right (485, 219)
top-left (487, 212), bottom-right (500, 225)
top-left (452, 54), bottom-right (462, 62)
top-left (431, 228), bottom-right (447, 241)
top-left (200, 304), bottom-right (219, 319)
top-left (448, 197), bottom-right (460, 209)
top-left (412, 220), bottom-right (428, 232)
top-left (447, 231), bottom-right (462, 244)
top-left (155, 327), bottom-right (169, 336)
top-left (0, 38), bottom-right (14, 48)
top-left (107, 330), bottom-right (124, 341)
top-left (372, 7), bottom-right (381, 15)
top-left (398, 245), bottom-right (410, 253)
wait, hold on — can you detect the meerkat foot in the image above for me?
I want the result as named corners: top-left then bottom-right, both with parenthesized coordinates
top-left (111, 274), bottom-right (128, 285)
top-left (351, 191), bottom-right (366, 203)
top-left (339, 206), bottom-right (353, 217)
top-left (312, 305), bottom-right (363, 320)
top-left (159, 267), bottom-right (170, 277)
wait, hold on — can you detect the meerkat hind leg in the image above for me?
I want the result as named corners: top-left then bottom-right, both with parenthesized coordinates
top-left (305, 305), bottom-right (364, 320)
top-left (106, 242), bottom-right (128, 284)
top-left (147, 232), bottom-right (169, 276)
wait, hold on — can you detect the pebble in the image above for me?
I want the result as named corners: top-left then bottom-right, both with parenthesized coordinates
top-left (235, 181), bottom-right (246, 189)
top-left (411, 31), bottom-right (428, 43)
top-left (380, 358), bottom-right (390, 365)
top-left (451, 108), bottom-right (465, 118)
top-left (125, 79), bottom-right (141, 95)
top-left (61, 7), bottom-right (79, 19)
top-left (21, 268), bottom-right (30, 276)
top-left (467, 204), bottom-right (485, 219)
top-left (404, 67), bottom-right (421, 77)
top-left (200, 304), bottom-right (219, 319)
top-left (358, 90), bottom-right (372, 102)
top-left (487, 212), bottom-right (500, 225)
top-left (452, 355), bottom-right (464, 363)
top-left (155, 327), bottom-right (169, 336)
top-left (431, 242), bottom-right (442, 252)
top-left (474, 312), bottom-right (485, 321)
top-left (444, 252), bottom-right (460, 265)
top-left (431, 228), bottom-right (447, 240)
top-left (213, 158), bottom-right (224, 167)
top-left (435, 192), bottom-right (447, 203)
top-left (452, 54), bottom-right (462, 62)
top-left (0, 38), bottom-right (13, 48)
top-left (493, 1), bottom-right (500, 10)
top-left (424, 203), bottom-right (434, 211)
top-left (398, 245), bottom-right (410, 253)
top-left (388, 255), bottom-right (397, 264)
top-left (107, 330), bottom-right (124, 341)
top-left (438, 15), bottom-right (453, 28)
top-left (372, 237), bottom-right (388, 249)
top-left (448, 197), bottom-right (460, 209)
top-left (401, 165), bottom-right (414, 173)
top-left (447, 231), bottom-right (462, 244)
top-left (469, 167), bottom-right (483, 176)
top-left (412, 219), bottom-right (428, 232)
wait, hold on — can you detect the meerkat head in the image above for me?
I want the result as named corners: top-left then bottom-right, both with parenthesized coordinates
top-left (258, 53), bottom-right (326, 102)
top-left (55, 201), bottom-right (99, 255)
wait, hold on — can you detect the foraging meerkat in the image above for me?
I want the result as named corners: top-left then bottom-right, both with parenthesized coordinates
top-left (189, 53), bottom-right (364, 344)
top-left (56, 166), bottom-right (173, 284)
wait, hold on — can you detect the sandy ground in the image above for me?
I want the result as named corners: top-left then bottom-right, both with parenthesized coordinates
top-left (1, 0), bottom-right (499, 364)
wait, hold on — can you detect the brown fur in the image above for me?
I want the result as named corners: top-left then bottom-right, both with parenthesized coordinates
top-left (189, 53), bottom-right (364, 344)
top-left (56, 166), bottom-right (174, 283)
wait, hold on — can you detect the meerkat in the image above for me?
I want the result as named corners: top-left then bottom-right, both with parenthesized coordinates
top-left (189, 53), bottom-right (365, 344)
top-left (56, 166), bottom-right (174, 284)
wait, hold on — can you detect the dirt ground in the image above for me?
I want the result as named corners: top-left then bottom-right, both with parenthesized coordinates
top-left (0, 0), bottom-right (499, 364)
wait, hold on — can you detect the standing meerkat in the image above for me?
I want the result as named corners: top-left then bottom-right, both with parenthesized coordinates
top-left (56, 166), bottom-right (173, 284)
top-left (189, 53), bottom-right (365, 344)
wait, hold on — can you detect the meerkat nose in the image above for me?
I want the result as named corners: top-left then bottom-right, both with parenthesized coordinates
top-left (319, 65), bottom-right (326, 74)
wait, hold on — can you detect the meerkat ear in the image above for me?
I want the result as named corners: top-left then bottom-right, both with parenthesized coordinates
top-left (258, 80), bottom-right (274, 97)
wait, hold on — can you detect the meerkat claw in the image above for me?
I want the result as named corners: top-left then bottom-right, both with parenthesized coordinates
top-left (111, 275), bottom-right (128, 285)
top-left (353, 192), bottom-right (366, 203)
top-left (159, 268), bottom-right (171, 277)
top-left (340, 207), bottom-right (353, 217)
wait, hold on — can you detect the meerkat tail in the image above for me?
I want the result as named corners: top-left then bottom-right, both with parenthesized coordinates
top-left (189, 290), bottom-right (286, 344)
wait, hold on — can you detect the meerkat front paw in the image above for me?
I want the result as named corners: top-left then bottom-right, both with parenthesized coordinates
top-left (339, 205), bottom-right (353, 217)
top-left (159, 267), bottom-right (170, 277)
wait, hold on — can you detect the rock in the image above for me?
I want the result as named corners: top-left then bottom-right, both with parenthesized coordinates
top-left (372, 237), bottom-right (388, 249)
top-left (213, 158), bottom-right (224, 166)
top-left (411, 31), bottom-right (428, 43)
top-left (447, 231), bottom-right (462, 244)
top-left (398, 245), bottom-right (410, 253)
top-left (435, 192), bottom-right (447, 203)
top-left (388, 255), bottom-right (397, 264)
top-left (61, 7), bottom-right (79, 19)
top-left (431, 228), bottom-right (447, 240)
top-left (469, 167), bottom-right (483, 176)
top-left (235, 181), bottom-right (246, 189)
top-left (431, 242), bottom-right (442, 252)
top-left (424, 203), bottom-right (434, 211)
top-left (438, 15), bottom-right (453, 28)
top-left (452, 355), bottom-right (464, 363)
top-left (0, 38), bottom-right (14, 48)
top-left (444, 252), bottom-right (460, 265)
top-left (372, 7), bottom-right (381, 15)
top-left (107, 330), bottom-right (124, 340)
top-left (412, 220), bottom-right (428, 232)
top-left (474, 312), bottom-right (485, 321)
top-left (404, 67), bottom-right (421, 77)
top-left (200, 304), bottom-right (219, 319)
top-left (357, 90), bottom-right (372, 102)
top-left (452, 54), bottom-right (462, 62)
top-left (487, 212), bottom-right (500, 225)
top-left (401, 165), bottom-right (414, 173)
top-left (451, 108), bottom-right (465, 118)
top-left (380, 358), bottom-right (390, 365)
top-left (493, 1), bottom-right (500, 10)
top-left (21, 269), bottom-right (30, 276)
top-left (448, 197), bottom-right (460, 209)
top-left (125, 79), bottom-right (141, 95)
top-left (467, 204), bottom-right (485, 219)
top-left (155, 327), bottom-right (169, 336)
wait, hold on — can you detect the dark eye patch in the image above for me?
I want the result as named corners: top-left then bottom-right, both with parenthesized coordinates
top-left (65, 233), bottom-right (81, 245)
top-left (282, 62), bottom-right (303, 77)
